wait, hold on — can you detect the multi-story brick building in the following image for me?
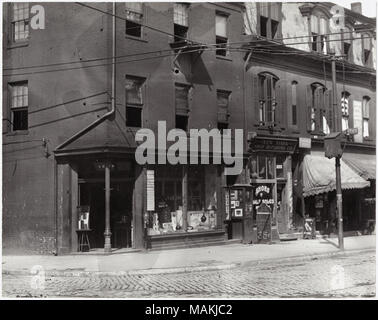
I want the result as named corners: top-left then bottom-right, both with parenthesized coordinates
top-left (2, 2), bottom-right (375, 254)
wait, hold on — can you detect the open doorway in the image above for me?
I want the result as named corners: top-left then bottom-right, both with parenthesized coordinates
top-left (79, 182), bottom-right (133, 249)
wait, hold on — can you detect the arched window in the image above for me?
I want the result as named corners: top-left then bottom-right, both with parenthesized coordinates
top-left (341, 91), bottom-right (350, 131)
top-left (310, 14), bottom-right (328, 53)
top-left (291, 81), bottom-right (298, 126)
top-left (362, 96), bottom-right (370, 138)
top-left (258, 72), bottom-right (279, 124)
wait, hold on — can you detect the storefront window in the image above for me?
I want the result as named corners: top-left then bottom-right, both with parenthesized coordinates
top-left (149, 165), bottom-right (215, 235)
top-left (250, 155), bottom-right (276, 180)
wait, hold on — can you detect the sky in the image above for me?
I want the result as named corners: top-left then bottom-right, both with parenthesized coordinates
top-left (331, 0), bottom-right (377, 18)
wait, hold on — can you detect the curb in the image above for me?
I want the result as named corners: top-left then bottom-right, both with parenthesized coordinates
top-left (3, 247), bottom-right (375, 277)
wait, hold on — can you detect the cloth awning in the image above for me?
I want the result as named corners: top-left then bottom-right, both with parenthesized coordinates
top-left (303, 155), bottom-right (370, 197)
top-left (342, 153), bottom-right (376, 180)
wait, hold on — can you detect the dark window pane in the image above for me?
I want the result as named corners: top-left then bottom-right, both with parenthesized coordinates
top-left (126, 20), bottom-right (142, 37)
top-left (217, 122), bottom-right (228, 133)
top-left (216, 36), bottom-right (227, 56)
top-left (176, 115), bottom-right (188, 131)
top-left (312, 34), bottom-right (318, 51)
top-left (364, 49), bottom-right (371, 64)
top-left (126, 106), bottom-right (142, 127)
top-left (13, 109), bottom-right (28, 131)
top-left (271, 19), bottom-right (279, 39)
top-left (292, 105), bottom-right (297, 125)
top-left (260, 16), bottom-right (268, 37)
top-left (174, 24), bottom-right (188, 42)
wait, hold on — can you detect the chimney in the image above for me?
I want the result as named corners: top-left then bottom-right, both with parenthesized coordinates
top-left (351, 2), bottom-right (362, 14)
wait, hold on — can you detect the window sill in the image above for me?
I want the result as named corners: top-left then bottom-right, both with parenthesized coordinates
top-left (125, 35), bottom-right (148, 43)
top-left (4, 130), bottom-right (29, 136)
top-left (216, 55), bottom-right (232, 62)
top-left (7, 41), bottom-right (29, 49)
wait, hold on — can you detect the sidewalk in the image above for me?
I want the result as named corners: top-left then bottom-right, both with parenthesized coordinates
top-left (2, 235), bottom-right (376, 276)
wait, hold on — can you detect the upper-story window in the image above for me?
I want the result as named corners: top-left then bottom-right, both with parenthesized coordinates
top-left (310, 14), bottom-right (328, 54)
top-left (306, 83), bottom-right (329, 134)
top-left (215, 12), bottom-right (228, 57)
top-left (258, 73), bottom-right (278, 125)
top-left (362, 96), bottom-right (370, 138)
top-left (174, 3), bottom-right (189, 43)
top-left (125, 76), bottom-right (145, 127)
top-left (125, 2), bottom-right (143, 38)
top-left (9, 82), bottom-right (28, 131)
top-left (11, 3), bottom-right (30, 42)
top-left (342, 26), bottom-right (353, 62)
top-left (259, 2), bottom-right (280, 39)
top-left (362, 33), bottom-right (372, 66)
top-left (175, 84), bottom-right (191, 131)
top-left (217, 90), bottom-right (231, 132)
top-left (341, 91), bottom-right (350, 131)
top-left (291, 81), bottom-right (298, 127)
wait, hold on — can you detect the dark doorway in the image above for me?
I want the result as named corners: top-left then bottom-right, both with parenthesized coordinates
top-left (79, 182), bottom-right (133, 249)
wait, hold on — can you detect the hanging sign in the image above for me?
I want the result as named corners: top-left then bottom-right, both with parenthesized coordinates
top-left (146, 170), bottom-right (155, 211)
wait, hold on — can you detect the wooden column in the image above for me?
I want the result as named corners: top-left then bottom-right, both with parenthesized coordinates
top-left (182, 165), bottom-right (188, 231)
top-left (104, 163), bottom-right (112, 252)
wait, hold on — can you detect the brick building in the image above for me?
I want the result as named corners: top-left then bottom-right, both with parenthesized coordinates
top-left (2, 2), bottom-right (376, 254)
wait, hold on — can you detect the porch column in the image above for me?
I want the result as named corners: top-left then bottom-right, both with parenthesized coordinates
top-left (104, 163), bottom-right (112, 252)
top-left (182, 165), bottom-right (188, 231)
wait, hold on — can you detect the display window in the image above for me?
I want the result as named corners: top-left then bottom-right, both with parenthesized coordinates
top-left (147, 165), bottom-right (217, 235)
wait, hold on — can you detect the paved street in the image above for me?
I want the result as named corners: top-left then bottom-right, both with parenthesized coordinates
top-left (2, 250), bottom-right (375, 298)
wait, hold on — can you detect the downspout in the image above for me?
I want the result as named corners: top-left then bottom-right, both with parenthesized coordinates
top-left (243, 49), bottom-right (253, 182)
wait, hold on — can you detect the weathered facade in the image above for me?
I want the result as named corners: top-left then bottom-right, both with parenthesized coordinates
top-left (2, 2), bottom-right (376, 254)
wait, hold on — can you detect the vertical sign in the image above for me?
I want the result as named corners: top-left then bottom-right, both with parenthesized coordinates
top-left (353, 100), bottom-right (363, 143)
top-left (146, 170), bottom-right (155, 211)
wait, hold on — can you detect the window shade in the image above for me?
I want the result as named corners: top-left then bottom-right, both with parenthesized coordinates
top-left (216, 14), bottom-right (227, 37)
top-left (126, 78), bottom-right (143, 105)
top-left (174, 3), bottom-right (189, 26)
top-left (175, 85), bottom-right (189, 115)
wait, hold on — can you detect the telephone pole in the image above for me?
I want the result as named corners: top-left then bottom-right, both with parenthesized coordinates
top-left (331, 54), bottom-right (344, 250)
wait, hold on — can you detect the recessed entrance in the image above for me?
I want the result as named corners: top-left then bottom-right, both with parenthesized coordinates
top-left (79, 181), bottom-right (133, 249)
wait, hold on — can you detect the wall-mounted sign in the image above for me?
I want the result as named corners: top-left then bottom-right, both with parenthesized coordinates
top-left (253, 183), bottom-right (274, 210)
top-left (249, 137), bottom-right (297, 153)
top-left (299, 137), bottom-right (311, 149)
top-left (146, 170), bottom-right (155, 211)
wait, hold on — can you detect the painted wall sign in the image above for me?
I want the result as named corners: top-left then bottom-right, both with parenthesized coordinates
top-left (146, 170), bottom-right (155, 211)
top-left (353, 100), bottom-right (363, 143)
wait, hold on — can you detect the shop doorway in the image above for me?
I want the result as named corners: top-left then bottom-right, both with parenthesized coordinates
top-left (78, 181), bottom-right (133, 249)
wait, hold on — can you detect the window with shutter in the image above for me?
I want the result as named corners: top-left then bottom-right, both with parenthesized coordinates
top-left (324, 89), bottom-right (333, 133)
top-left (305, 85), bottom-right (314, 132)
top-left (342, 27), bottom-right (353, 62)
top-left (310, 14), bottom-right (328, 53)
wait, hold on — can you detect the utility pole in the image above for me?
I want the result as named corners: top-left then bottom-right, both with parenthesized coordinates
top-left (331, 54), bottom-right (344, 250)
top-left (104, 2), bottom-right (116, 253)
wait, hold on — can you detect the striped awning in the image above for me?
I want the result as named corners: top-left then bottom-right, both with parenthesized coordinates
top-left (303, 155), bottom-right (370, 197)
top-left (342, 153), bottom-right (376, 180)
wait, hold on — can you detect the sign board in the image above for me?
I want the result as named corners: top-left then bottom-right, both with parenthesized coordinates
top-left (353, 100), bottom-right (363, 143)
top-left (253, 183), bottom-right (274, 211)
top-left (146, 170), bottom-right (155, 211)
top-left (299, 137), bottom-right (311, 149)
top-left (249, 138), bottom-right (297, 153)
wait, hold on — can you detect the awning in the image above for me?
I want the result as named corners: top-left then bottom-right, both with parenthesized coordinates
top-left (342, 153), bottom-right (376, 180)
top-left (303, 155), bottom-right (370, 197)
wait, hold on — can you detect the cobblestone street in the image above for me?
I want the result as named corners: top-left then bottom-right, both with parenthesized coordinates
top-left (2, 251), bottom-right (375, 298)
